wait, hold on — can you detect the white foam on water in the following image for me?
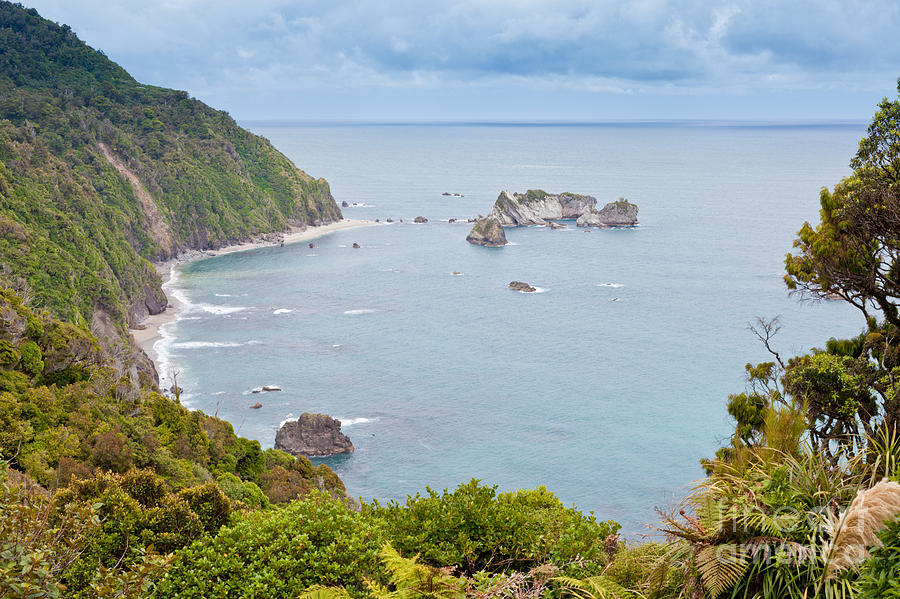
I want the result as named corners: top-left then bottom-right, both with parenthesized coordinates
top-left (332, 344), bottom-right (342, 348)
top-left (273, 308), bottom-right (294, 314)
top-left (336, 417), bottom-right (379, 427)
top-left (344, 309), bottom-right (376, 315)
top-left (532, 287), bottom-right (549, 293)
top-left (211, 391), bottom-right (227, 396)
top-left (597, 283), bottom-right (624, 288)
top-left (306, 253), bottom-right (318, 257)
top-left (610, 297), bottom-right (622, 302)
top-left (171, 340), bottom-right (262, 349)
top-left (195, 304), bottom-right (248, 315)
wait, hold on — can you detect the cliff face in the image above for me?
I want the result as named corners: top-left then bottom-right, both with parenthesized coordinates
top-left (491, 190), bottom-right (597, 226)
top-left (485, 190), bottom-right (639, 230)
top-left (0, 2), bottom-right (342, 337)
top-left (576, 199), bottom-right (639, 227)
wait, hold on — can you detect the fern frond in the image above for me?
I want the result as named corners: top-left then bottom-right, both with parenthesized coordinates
top-left (377, 543), bottom-right (463, 599)
top-left (297, 585), bottom-right (355, 599)
top-left (695, 544), bottom-right (749, 599)
top-left (553, 574), bottom-right (640, 599)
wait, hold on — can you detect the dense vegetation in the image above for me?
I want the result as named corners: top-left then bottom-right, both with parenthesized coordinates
top-left (0, 1), bottom-right (340, 338)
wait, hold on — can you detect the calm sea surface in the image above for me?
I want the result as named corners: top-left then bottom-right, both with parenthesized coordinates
top-left (158, 122), bottom-right (867, 533)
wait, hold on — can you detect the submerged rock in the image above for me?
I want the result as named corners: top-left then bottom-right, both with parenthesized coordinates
top-left (466, 216), bottom-right (507, 247)
top-left (509, 281), bottom-right (537, 293)
top-left (249, 402), bottom-right (262, 409)
top-left (414, 216), bottom-right (428, 223)
top-left (261, 385), bottom-right (281, 392)
top-left (275, 412), bottom-right (355, 457)
top-left (341, 201), bottom-right (349, 207)
top-left (352, 242), bottom-right (361, 248)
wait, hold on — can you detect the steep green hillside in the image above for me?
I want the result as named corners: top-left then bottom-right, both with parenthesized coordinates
top-left (0, 1), bottom-right (341, 332)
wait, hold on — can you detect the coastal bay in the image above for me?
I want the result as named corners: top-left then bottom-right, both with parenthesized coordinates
top-left (158, 122), bottom-right (868, 533)
top-left (132, 219), bottom-right (379, 368)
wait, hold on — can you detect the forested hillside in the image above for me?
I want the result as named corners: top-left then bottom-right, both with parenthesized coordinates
top-left (0, 1), bottom-right (341, 337)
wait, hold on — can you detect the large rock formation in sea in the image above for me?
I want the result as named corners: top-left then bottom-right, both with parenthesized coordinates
top-left (275, 413), bottom-right (355, 457)
top-left (468, 190), bottom-right (639, 239)
top-left (466, 216), bottom-right (508, 246)
top-left (491, 190), bottom-right (598, 226)
top-left (576, 199), bottom-right (639, 227)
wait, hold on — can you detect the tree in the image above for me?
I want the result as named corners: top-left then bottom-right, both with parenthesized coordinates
top-left (785, 78), bottom-right (900, 327)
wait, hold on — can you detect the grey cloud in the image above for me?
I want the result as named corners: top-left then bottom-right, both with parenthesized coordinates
top-left (19, 0), bottom-right (900, 118)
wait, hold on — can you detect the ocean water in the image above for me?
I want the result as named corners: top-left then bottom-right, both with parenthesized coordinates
top-left (158, 122), bottom-right (867, 533)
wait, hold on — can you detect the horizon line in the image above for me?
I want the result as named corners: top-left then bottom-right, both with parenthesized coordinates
top-left (238, 118), bottom-right (868, 128)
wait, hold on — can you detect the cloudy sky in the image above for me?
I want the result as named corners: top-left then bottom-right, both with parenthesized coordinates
top-left (23, 0), bottom-right (900, 121)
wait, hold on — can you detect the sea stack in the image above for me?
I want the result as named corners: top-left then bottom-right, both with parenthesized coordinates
top-left (576, 198), bottom-right (639, 227)
top-left (466, 216), bottom-right (507, 246)
top-left (275, 412), bottom-right (355, 457)
top-left (477, 190), bottom-right (639, 229)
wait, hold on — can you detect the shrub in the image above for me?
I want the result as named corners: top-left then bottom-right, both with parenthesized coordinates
top-left (366, 479), bottom-right (620, 577)
top-left (159, 491), bottom-right (386, 598)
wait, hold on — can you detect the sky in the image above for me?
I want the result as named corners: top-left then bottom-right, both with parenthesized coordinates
top-left (22, 0), bottom-right (900, 122)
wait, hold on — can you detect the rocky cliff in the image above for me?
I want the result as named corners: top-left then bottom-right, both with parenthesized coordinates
top-left (480, 190), bottom-right (639, 230)
top-left (0, 2), bottom-right (342, 378)
top-left (275, 413), bottom-right (355, 457)
top-left (491, 190), bottom-right (597, 226)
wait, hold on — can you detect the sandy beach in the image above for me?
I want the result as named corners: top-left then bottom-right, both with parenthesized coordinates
top-left (131, 218), bottom-right (379, 367)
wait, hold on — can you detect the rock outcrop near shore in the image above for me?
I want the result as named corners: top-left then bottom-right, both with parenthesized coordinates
top-left (472, 190), bottom-right (639, 233)
top-left (275, 413), bottom-right (355, 457)
top-left (466, 216), bottom-right (508, 246)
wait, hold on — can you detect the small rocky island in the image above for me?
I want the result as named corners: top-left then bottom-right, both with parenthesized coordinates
top-left (465, 216), bottom-right (507, 246)
top-left (466, 190), bottom-right (638, 245)
top-left (509, 281), bottom-right (537, 292)
top-left (275, 412), bottom-right (354, 457)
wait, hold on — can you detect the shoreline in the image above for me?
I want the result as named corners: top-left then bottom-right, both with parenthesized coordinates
top-left (130, 218), bottom-right (379, 379)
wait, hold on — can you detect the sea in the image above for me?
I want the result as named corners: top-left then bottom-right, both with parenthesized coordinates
top-left (156, 121), bottom-right (867, 534)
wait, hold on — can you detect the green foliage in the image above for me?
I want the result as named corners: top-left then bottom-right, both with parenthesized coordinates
top-left (48, 469), bottom-right (230, 595)
top-left (366, 479), bottom-right (620, 577)
top-left (0, 287), bottom-right (343, 503)
top-left (159, 491), bottom-right (387, 598)
top-left (215, 472), bottom-right (269, 509)
top-left (522, 189), bottom-right (549, 203)
top-left (301, 543), bottom-right (466, 599)
top-left (856, 516), bottom-right (900, 598)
